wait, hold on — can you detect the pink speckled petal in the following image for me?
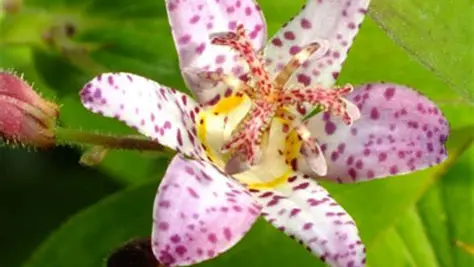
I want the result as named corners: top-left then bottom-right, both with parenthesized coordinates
top-left (166, 0), bottom-right (266, 105)
top-left (80, 72), bottom-right (205, 160)
top-left (152, 155), bottom-right (260, 266)
top-left (264, 0), bottom-right (370, 87)
top-left (304, 83), bottom-right (449, 183)
top-left (253, 174), bottom-right (365, 267)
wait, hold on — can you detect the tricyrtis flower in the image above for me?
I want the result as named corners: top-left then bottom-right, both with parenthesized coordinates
top-left (79, 0), bottom-right (449, 266)
top-left (0, 71), bottom-right (58, 147)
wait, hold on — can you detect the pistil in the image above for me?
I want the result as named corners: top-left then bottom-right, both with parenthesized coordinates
top-left (222, 98), bottom-right (277, 174)
top-left (211, 24), bottom-right (272, 96)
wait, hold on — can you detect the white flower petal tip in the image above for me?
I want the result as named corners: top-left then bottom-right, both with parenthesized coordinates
top-left (250, 174), bottom-right (366, 267)
top-left (80, 72), bottom-right (205, 159)
top-left (165, 0), bottom-right (267, 105)
top-left (306, 83), bottom-right (449, 183)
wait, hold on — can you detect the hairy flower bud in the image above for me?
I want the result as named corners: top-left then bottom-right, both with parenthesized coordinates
top-left (0, 71), bottom-right (58, 147)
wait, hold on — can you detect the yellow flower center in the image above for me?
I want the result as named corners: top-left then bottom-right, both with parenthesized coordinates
top-left (197, 93), bottom-right (300, 189)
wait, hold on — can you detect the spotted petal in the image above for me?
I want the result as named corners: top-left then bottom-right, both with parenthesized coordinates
top-left (304, 83), bottom-right (449, 183)
top-left (166, 0), bottom-right (267, 105)
top-left (152, 155), bottom-right (260, 266)
top-left (252, 173), bottom-right (365, 267)
top-left (80, 72), bottom-right (205, 159)
top-left (264, 0), bottom-right (370, 88)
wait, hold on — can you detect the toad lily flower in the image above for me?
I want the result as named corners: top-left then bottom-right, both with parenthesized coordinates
top-left (79, 0), bottom-right (449, 266)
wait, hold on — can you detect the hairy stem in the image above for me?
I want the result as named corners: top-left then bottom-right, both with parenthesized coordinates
top-left (55, 127), bottom-right (168, 152)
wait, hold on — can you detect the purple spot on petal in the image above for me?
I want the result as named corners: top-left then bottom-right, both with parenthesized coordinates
top-left (325, 121), bottom-right (336, 135)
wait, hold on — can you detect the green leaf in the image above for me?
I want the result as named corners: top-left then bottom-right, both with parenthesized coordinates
top-left (417, 184), bottom-right (455, 267)
top-left (23, 181), bottom-right (159, 267)
top-left (0, 148), bottom-right (122, 267)
top-left (394, 207), bottom-right (439, 267)
top-left (441, 148), bottom-right (474, 266)
top-left (22, 127), bottom-right (473, 267)
top-left (370, 0), bottom-right (474, 104)
top-left (366, 145), bottom-right (474, 267)
top-left (31, 49), bottom-right (90, 96)
top-left (368, 228), bottom-right (416, 267)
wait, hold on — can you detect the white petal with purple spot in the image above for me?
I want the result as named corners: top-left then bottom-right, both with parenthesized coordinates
top-left (264, 0), bottom-right (370, 89)
top-left (251, 173), bottom-right (365, 267)
top-left (166, 0), bottom-right (267, 105)
top-left (305, 83), bottom-right (449, 183)
top-left (80, 72), bottom-right (205, 159)
top-left (152, 155), bottom-right (261, 266)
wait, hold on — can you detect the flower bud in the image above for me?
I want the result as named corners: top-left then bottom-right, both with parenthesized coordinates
top-left (79, 146), bottom-right (108, 166)
top-left (2, 0), bottom-right (23, 14)
top-left (0, 71), bottom-right (58, 148)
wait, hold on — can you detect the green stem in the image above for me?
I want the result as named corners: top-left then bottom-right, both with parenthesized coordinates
top-left (55, 127), bottom-right (168, 152)
top-left (0, 41), bottom-right (34, 47)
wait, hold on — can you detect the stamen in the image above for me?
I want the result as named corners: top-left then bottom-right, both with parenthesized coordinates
top-left (280, 84), bottom-right (357, 124)
top-left (273, 42), bottom-right (322, 88)
top-left (211, 24), bottom-right (272, 96)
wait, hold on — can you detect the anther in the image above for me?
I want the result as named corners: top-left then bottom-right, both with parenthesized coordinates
top-left (273, 42), bottom-right (326, 88)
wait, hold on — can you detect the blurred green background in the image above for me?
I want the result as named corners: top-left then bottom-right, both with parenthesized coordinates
top-left (0, 0), bottom-right (473, 267)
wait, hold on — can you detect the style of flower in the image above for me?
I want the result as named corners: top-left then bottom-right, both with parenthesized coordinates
top-left (79, 0), bottom-right (449, 266)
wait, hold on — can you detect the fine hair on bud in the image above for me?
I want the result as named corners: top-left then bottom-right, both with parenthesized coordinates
top-left (0, 70), bottom-right (59, 148)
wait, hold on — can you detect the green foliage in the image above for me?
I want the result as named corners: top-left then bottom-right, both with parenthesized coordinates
top-left (370, 0), bottom-right (474, 105)
top-left (0, 0), bottom-right (472, 267)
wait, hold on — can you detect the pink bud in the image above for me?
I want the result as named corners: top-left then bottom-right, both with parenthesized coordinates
top-left (0, 71), bottom-right (58, 147)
